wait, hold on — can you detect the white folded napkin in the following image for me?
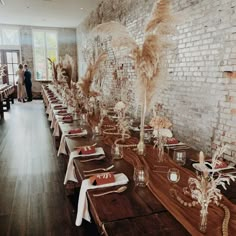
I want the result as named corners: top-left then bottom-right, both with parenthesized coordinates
top-left (50, 114), bottom-right (56, 129)
top-left (52, 120), bottom-right (60, 137)
top-left (48, 109), bottom-right (53, 121)
top-left (75, 173), bottom-right (129, 226)
top-left (57, 129), bottom-right (88, 156)
top-left (64, 147), bottom-right (105, 184)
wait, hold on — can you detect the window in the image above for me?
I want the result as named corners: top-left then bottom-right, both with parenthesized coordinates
top-left (0, 50), bottom-right (20, 85)
top-left (0, 27), bottom-right (20, 46)
top-left (33, 30), bottom-right (58, 80)
top-left (6, 51), bottom-right (19, 84)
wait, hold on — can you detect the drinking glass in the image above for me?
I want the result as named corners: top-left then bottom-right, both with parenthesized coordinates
top-left (111, 144), bottom-right (123, 160)
top-left (167, 168), bottom-right (180, 184)
top-left (173, 150), bottom-right (186, 166)
top-left (133, 166), bottom-right (149, 187)
top-left (93, 125), bottom-right (101, 136)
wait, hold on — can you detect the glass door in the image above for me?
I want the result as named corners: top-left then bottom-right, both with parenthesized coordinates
top-left (0, 50), bottom-right (20, 85)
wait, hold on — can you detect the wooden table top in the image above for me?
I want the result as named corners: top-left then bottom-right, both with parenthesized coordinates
top-left (61, 123), bottom-right (190, 235)
top-left (43, 86), bottom-right (236, 236)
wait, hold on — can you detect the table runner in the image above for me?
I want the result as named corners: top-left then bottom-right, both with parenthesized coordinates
top-left (123, 146), bottom-right (236, 235)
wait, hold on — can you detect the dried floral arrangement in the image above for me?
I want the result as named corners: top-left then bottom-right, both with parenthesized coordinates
top-left (79, 51), bottom-right (107, 114)
top-left (47, 58), bottom-right (58, 82)
top-left (149, 115), bottom-right (173, 147)
top-left (92, 0), bottom-right (178, 154)
top-left (51, 54), bottom-right (76, 89)
top-left (172, 144), bottom-right (236, 234)
top-left (79, 51), bottom-right (107, 98)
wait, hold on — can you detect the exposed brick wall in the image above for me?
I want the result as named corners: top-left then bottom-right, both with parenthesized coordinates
top-left (77, 0), bottom-right (236, 161)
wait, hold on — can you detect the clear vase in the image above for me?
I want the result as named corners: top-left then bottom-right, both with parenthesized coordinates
top-left (137, 102), bottom-right (146, 156)
top-left (199, 201), bottom-right (208, 233)
top-left (137, 139), bottom-right (146, 156)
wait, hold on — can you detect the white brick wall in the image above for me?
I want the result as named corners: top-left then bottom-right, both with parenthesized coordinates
top-left (77, 0), bottom-right (236, 161)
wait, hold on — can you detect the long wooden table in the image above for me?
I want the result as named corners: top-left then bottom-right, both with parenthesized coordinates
top-left (42, 84), bottom-right (236, 236)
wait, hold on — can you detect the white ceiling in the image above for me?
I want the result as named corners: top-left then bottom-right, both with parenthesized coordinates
top-left (0, 0), bottom-right (100, 28)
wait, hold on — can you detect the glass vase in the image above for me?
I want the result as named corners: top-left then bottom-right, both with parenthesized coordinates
top-left (199, 199), bottom-right (208, 233)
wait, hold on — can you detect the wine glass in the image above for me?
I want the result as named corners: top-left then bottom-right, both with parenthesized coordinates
top-left (173, 150), bottom-right (186, 166)
top-left (167, 168), bottom-right (180, 187)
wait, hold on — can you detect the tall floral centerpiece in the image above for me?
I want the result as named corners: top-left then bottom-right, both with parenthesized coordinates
top-left (79, 52), bottom-right (107, 114)
top-left (93, 0), bottom-right (178, 155)
top-left (149, 116), bottom-right (173, 160)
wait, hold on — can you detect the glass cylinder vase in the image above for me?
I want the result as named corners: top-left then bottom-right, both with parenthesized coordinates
top-left (199, 200), bottom-right (208, 233)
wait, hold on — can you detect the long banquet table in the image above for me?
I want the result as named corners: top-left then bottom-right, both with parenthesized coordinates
top-left (42, 84), bottom-right (236, 236)
top-left (0, 84), bottom-right (15, 119)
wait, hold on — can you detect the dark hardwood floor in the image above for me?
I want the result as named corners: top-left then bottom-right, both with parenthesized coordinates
top-left (0, 100), bottom-right (99, 236)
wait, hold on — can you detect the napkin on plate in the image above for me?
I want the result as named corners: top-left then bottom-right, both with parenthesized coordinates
top-left (63, 147), bottom-right (105, 184)
top-left (75, 173), bottom-right (129, 226)
top-left (62, 115), bottom-right (73, 123)
top-left (68, 128), bottom-right (82, 134)
top-left (166, 137), bottom-right (179, 145)
top-left (89, 172), bottom-right (115, 185)
top-left (57, 110), bottom-right (67, 114)
top-left (54, 105), bottom-right (64, 110)
top-left (57, 130), bottom-right (88, 156)
top-left (77, 145), bottom-right (96, 155)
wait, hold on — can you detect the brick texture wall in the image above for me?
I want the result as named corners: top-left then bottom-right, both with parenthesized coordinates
top-left (77, 0), bottom-right (236, 161)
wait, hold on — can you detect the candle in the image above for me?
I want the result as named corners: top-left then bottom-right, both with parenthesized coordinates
top-left (199, 151), bottom-right (205, 164)
top-left (170, 172), bottom-right (178, 182)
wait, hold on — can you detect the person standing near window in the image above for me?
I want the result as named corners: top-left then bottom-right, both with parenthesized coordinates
top-left (24, 64), bottom-right (32, 102)
top-left (16, 64), bottom-right (25, 102)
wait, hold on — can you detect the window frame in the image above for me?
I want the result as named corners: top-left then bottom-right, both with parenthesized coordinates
top-left (32, 29), bottom-right (58, 81)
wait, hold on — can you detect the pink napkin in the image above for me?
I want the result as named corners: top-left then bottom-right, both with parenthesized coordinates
top-left (62, 115), bottom-right (73, 123)
top-left (77, 145), bottom-right (96, 155)
top-left (68, 128), bottom-right (82, 134)
top-left (57, 110), bottom-right (67, 114)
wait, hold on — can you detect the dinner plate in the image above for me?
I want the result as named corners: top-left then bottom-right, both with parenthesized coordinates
top-left (66, 129), bottom-right (88, 137)
top-left (192, 162), bottom-right (235, 173)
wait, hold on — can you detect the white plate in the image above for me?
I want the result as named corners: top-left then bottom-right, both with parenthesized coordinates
top-left (66, 129), bottom-right (88, 137)
top-left (192, 162), bottom-right (235, 173)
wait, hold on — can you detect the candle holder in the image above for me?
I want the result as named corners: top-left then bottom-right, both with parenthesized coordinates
top-left (133, 166), bottom-right (149, 187)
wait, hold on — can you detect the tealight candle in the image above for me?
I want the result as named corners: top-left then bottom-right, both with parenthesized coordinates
top-left (170, 172), bottom-right (178, 182)
top-left (167, 168), bottom-right (180, 184)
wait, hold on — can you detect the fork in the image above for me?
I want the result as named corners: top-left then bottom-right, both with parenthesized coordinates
top-left (83, 165), bottom-right (114, 173)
